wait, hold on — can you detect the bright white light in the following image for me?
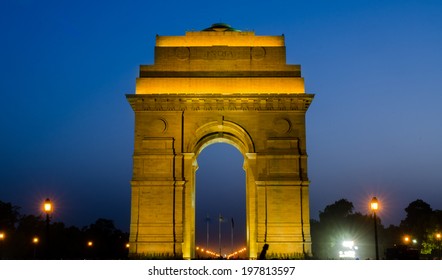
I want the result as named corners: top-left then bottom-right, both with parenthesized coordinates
top-left (342, 240), bottom-right (354, 248)
top-left (339, 250), bottom-right (356, 259)
top-left (339, 240), bottom-right (357, 259)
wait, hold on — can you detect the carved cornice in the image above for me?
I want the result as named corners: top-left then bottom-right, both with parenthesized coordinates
top-left (126, 93), bottom-right (314, 112)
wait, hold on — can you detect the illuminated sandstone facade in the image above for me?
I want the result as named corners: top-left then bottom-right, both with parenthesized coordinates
top-left (126, 24), bottom-right (314, 259)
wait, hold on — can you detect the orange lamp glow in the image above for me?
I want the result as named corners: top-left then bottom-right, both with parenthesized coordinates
top-left (44, 198), bottom-right (52, 213)
top-left (370, 197), bottom-right (379, 211)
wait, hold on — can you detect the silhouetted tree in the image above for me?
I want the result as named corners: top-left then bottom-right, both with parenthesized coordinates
top-left (14, 214), bottom-right (45, 259)
top-left (400, 199), bottom-right (433, 244)
top-left (82, 218), bottom-right (129, 259)
top-left (382, 224), bottom-right (402, 248)
top-left (312, 198), bottom-right (384, 259)
top-left (396, 199), bottom-right (442, 257)
top-left (0, 201), bottom-right (22, 258)
top-left (0, 200), bottom-right (128, 260)
top-left (432, 210), bottom-right (442, 235)
top-left (0, 201), bottom-right (21, 230)
top-left (319, 199), bottom-right (354, 222)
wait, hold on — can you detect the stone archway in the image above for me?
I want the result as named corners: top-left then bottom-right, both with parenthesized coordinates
top-left (183, 120), bottom-right (257, 259)
top-left (126, 24), bottom-right (314, 259)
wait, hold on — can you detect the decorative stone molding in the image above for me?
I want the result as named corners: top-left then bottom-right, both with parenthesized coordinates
top-left (127, 93), bottom-right (314, 112)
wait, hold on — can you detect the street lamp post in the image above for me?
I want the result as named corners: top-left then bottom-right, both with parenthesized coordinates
top-left (0, 232), bottom-right (5, 259)
top-left (86, 240), bottom-right (94, 259)
top-left (436, 233), bottom-right (441, 259)
top-left (370, 197), bottom-right (379, 260)
top-left (32, 237), bottom-right (39, 259)
top-left (43, 198), bottom-right (52, 259)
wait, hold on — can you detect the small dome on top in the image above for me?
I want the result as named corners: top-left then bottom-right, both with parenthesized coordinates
top-left (202, 23), bottom-right (241, 32)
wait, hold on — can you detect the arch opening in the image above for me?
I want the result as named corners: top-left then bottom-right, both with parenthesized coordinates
top-left (195, 142), bottom-right (246, 259)
top-left (183, 122), bottom-right (257, 259)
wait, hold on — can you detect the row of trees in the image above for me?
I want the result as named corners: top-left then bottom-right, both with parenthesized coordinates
top-left (0, 201), bottom-right (129, 259)
top-left (311, 198), bottom-right (442, 259)
top-left (2, 198), bottom-right (441, 259)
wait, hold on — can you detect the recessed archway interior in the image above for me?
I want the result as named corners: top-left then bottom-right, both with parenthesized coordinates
top-left (195, 141), bottom-right (246, 258)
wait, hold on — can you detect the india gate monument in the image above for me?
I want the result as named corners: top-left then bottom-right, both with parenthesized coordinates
top-left (126, 23), bottom-right (314, 259)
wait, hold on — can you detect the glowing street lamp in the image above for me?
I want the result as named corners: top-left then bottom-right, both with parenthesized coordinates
top-left (436, 233), bottom-right (441, 259)
top-left (370, 197), bottom-right (379, 211)
top-left (84, 240), bottom-right (94, 259)
top-left (0, 232), bottom-right (5, 260)
top-left (32, 237), bottom-right (39, 259)
top-left (43, 198), bottom-right (53, 259)
top-left (370, 197), bottom-right (379, 260)
top-left (44, 199), bottom-right (52, 213)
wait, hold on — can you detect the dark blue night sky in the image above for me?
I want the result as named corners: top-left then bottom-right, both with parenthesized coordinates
top-left (1, 1), bottom-right (442, 251)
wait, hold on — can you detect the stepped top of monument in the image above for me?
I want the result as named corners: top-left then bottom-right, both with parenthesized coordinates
top-left (202, 23), bottom-right (241, 32)
top-left (134, 23), bottom-right (305, 94)
top-left (155, 23), bottom-right (285, 47)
